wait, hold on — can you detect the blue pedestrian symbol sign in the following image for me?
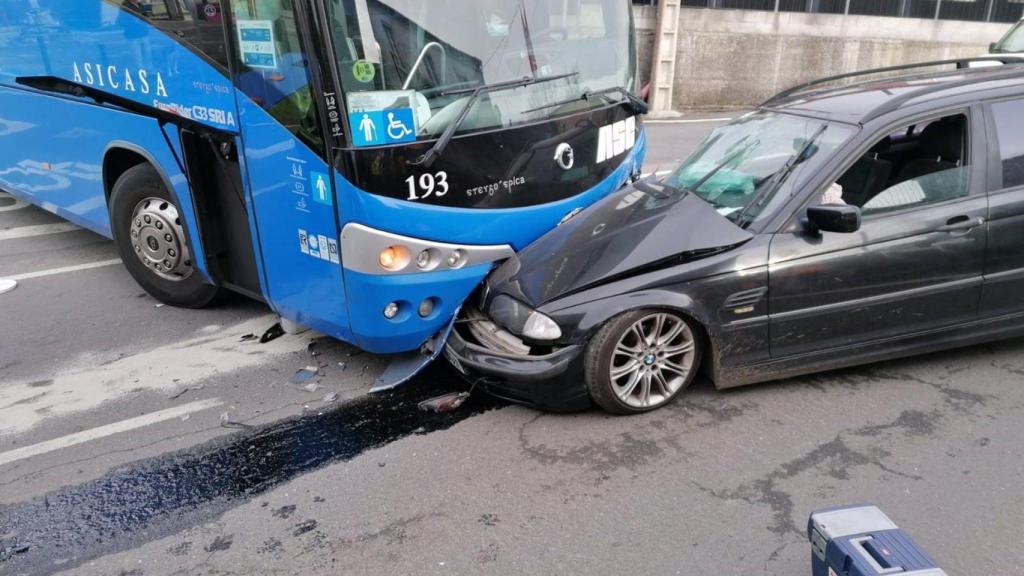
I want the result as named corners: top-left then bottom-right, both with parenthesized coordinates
top-left (310, 171), bottom-right (332, 207)
top-left (349, 108), bottom-right (417, 147)
top-left (353, 112), bottom-right (381, 146)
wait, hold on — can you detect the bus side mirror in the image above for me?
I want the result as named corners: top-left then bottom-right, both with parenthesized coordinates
top-left (806, 204), bottom-right (861, 234)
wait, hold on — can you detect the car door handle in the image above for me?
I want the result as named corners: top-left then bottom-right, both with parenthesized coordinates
top-left (938, 215), bottom-right (985, 233)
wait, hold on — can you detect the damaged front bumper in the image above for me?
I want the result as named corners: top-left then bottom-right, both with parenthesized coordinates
top-left (443, 310), bottom-right (591, 412)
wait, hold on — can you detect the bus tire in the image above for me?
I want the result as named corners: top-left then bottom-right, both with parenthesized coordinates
top-left (109, 164), bottom-right (220, 309)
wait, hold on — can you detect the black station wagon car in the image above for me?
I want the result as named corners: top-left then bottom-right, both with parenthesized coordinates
top-left (444, 58), bottom-right (1024, 414)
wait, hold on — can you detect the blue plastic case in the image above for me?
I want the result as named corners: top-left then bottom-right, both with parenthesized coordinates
top-left (808, 505), bottom-right (947, 576)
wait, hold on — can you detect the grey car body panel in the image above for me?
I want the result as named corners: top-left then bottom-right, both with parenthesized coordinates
top-left (980, 97), bottom-right (1024, 319)
top-left (449, 68), bottom-right (1024, 402)
top-left (487, 180), bottom-right (753, 307)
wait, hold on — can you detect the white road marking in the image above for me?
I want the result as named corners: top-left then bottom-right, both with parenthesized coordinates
top-left (8, 259), bottom-right (122, 281)
top-left (0, 398), bottom-right (224, 467)
top-left (647, 117), bottom-right (734, 124)
top-left (0, 315), bottom-right (313, 436)
top-left (0, 222), bottom-right (81, 240)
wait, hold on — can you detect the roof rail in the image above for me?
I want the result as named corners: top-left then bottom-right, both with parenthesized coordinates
top-left (762, 56), bottom-right (1024, 107)
top-left (862, 64), bottom-right (1024, 122)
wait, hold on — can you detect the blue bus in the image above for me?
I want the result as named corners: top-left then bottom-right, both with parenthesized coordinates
top-left (0, 0), bottom-right (646, 363)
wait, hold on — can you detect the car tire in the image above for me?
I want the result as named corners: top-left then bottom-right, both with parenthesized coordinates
top-left (109, 164), bottom-right (220, 309)
top-left (584, 309), bottom-right (703, 415)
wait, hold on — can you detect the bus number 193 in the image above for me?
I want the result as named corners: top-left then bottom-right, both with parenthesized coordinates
top-left (405, 171), bottom-right (449, 201)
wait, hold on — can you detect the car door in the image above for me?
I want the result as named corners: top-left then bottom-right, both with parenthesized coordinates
top-left (980, 96), bottom-right (1024, 319)
top-left (767, 108), bottom-right (988, 359)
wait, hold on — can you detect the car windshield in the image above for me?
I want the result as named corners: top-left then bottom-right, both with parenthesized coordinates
top-left (993, 21), bottom-right (1024, 53)
top-left (324, 0), bottom-right (635, 142)
top-left (663, 111), bottom-right (855, 225)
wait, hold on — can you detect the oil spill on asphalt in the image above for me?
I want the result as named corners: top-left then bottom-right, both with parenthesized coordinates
top-left (0, 364), bottom-right (504, 575)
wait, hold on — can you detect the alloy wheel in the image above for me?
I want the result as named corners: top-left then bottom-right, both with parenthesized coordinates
top-left (609, 312), bottom-right (696, 409)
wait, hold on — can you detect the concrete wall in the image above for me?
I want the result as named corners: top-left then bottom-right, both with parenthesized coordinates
top-left (634, 6), bottom-right (1013, 110)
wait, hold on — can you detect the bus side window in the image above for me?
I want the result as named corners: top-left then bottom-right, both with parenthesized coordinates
top-left (110, 0), bottom-right (230, 70)
top-left (548, 0), bottom-right (609, 40)
top-left (229, 0), bottom-right (325, 156)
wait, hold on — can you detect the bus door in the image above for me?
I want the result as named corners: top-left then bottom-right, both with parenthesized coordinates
top-left (226, 0), bottom-right (352, 340)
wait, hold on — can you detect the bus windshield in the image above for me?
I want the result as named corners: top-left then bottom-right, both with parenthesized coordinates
top-left (325, 0), bottom-right (635, 143)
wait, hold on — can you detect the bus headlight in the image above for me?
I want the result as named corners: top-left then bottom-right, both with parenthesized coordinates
top-left (379, 245), bottom-right (411, 271)
top-left (447, 249), bottom-right (466, 269)
top-left (416, 250), bottom-right (432, 270)
top-left (342, 223), bottom-right (514, 276)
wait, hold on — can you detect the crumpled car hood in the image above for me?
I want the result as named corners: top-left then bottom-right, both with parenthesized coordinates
top-left (488, 180), bottom-right (754, 306)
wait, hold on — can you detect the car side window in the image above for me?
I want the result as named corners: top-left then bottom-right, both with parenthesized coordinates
top-left (824, 113), bottom-right (971, 216)
top-left (990, 99), bottom-right (1024, 190)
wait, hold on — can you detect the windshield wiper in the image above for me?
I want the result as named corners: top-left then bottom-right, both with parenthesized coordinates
top-left (410, 72), bottom-right (579, 168)
top-left (667, 135), bottom-right (757, 203)
top-left (682, 142), bottom-right (755, 197)
top-left (733, 124), bottom-right (828, 227)
top-left (524, 86), bottom-right (649, 116)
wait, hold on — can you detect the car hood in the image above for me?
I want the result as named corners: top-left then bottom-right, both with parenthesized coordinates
top-left (488, 180), bottom-right (754, 307)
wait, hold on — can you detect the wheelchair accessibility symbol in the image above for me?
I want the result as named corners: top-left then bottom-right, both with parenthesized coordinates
top-left (386, 112), bottom-right (413, 140)
top-left (348, 108), bottom-right (417, 147)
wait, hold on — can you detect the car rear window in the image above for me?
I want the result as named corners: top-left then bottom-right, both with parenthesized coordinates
top-left (990, 99), bottom-right (1024, 190)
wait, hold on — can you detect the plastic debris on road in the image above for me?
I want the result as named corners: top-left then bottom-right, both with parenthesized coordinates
top-left (259, 322), bottom-right (285, 344)
top-left (418, 391), bottom-right (471, 413)
top-left (0, 278), bottom-right (17, 295)
top-left (219, 411), bottom-right (252, 430)
top-left (0, 543), bottom-right (30, 562)
top-left (290, 367), bottom-right (319, 385)
top-left (167, 383), bottom-right (205, 401)
top-left (322, 392), bottom-right (339, 403)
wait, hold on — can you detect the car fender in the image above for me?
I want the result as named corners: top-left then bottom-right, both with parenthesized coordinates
top-left (546, 288), bottom-right (723, 368)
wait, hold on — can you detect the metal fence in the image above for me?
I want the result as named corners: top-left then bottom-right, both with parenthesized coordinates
top-left (632, 0), bottom-right (1023, 23)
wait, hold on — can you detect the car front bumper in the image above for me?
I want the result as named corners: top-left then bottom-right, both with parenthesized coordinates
top-left (444, 324), bottom-right (591, 412)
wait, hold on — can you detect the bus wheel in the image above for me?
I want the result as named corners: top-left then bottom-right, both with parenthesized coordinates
top-left (110, 164), bottom-right (220, 309)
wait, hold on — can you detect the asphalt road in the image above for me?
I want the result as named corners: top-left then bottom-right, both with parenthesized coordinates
top-left (2, 117), bottom-right (1023, 576)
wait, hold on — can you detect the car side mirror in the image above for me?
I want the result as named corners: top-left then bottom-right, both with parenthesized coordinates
top-left (806, 204), bottom-right (861, 234)
top-left (990, 42), bottom-right (999, 52)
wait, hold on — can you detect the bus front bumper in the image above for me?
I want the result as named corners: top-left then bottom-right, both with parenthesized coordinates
top-left (344, 264), bottom-right (493, 355)
top-left (340, 223), bottom-right (517, 355)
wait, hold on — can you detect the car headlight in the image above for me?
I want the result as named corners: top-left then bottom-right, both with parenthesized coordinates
top-left (489, 295), bottom-right (562, 341)
top-left (522, 311), bottom-right (563, 341)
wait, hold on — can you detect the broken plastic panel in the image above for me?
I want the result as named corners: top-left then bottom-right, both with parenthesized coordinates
top-left (417, 391), bottom-right (471, 413)
top-left (370, 309), bottom-right (459, 393)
